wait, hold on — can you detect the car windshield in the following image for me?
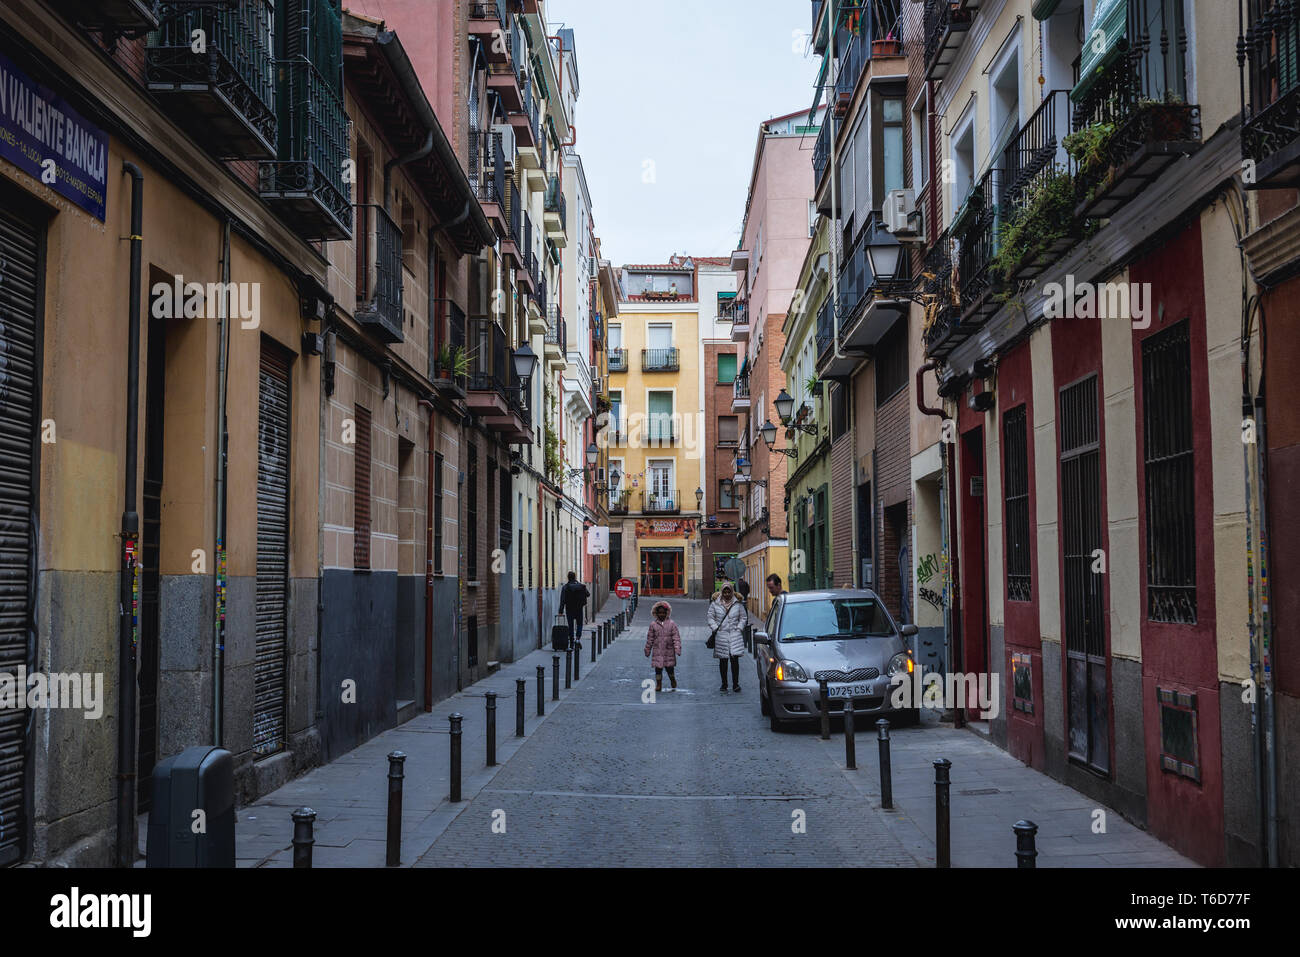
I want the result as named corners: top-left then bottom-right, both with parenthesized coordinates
top-left (780, 598), bottom-right (894, 641)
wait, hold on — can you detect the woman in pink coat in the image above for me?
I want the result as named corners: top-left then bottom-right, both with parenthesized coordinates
top-left (644, 600), bottom-right (682, 692)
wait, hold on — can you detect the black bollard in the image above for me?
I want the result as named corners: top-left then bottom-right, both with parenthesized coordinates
top-left (876, 719), bottom-right (893, 810)
top-left (843, 697), bottom-right (856, 769)
top-left (555, 653), bottom-right (563, 698)
top-left (934, 758), bottom-right (952, 868)
top-left (537, 665), bottom-right (545, 716)
top-left (485, 692), bottom-right (497, 767)
top-left (1013, 820), bottom-right (1039, 868)
top-left (574, 641), bottom-right (581, 681)
top-left (449, 714), bottom-right (464, 803)
top-left (515, 678), bottom-right (526, 737)
top-left (592, 629), bottom-right (597, 663)
top-left (819, 679), bottom-right (831, 740)
top-left (292, 807), bottom-right (316, 869)
top-left (386, 751), bottom-right (406, 867)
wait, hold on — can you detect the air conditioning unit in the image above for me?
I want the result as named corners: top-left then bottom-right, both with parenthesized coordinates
top-left (491, 123), bottom-right (517, 166)
top-left (589, 363), bottom-right (598, 381)
top-left (883, 188), bottom-right (923, 243)
top-left (587, 255), bottom-right (599, 275)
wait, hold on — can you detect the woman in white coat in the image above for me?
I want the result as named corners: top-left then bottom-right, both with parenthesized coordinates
top-left (708, 584), bottom-right (748, 693)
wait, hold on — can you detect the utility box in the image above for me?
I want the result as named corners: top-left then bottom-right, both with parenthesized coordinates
top-left (146, 746), bottom-right (235, 868)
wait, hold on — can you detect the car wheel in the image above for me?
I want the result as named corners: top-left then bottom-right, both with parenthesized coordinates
top-left (760, 680), bottom-right (771, 716)
top-left (767, 681), bottom-right (785, 732)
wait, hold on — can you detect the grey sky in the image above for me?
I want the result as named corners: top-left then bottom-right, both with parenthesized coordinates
top-left (546, 0), bottom-right (820, 265)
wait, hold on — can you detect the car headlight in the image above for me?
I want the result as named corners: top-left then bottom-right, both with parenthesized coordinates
top-left (774, 660), bottom-right (809, 682)
top-left (887, 652), bottom-right (913, 677)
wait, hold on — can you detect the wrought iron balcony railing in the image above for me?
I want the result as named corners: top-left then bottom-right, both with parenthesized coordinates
top-left (641, 348), bottom-right (680, 372)
top-left (505, 180), bottom-right (522, 249)
top-left (720, 297), bottom-right (748, 325)
top-left (924, 0), bottom-right (973, 79)
top-left (544, 175), bottom-right (567, 232)
top-left (1000, 90), bottom-right (1072, 213)
top-left (1241, 0), bottom-right (1300, 187)
top-left (545, 307), bottom-right (567, 353)
top-left (642, 490), bottom-right (681, 515)
top-left (813, 117), bottom-right (831, 189)
top-left (467, 316), bottom-right (509, 397)
top-left (957, 167), bottom-right (1003, 317)
top-left (733, 376), bottom-right (751, 400)
top-left (146, 1), bottom-right (277, 159)
top-left (608, 348), bottom-right (628, 373)
top-left (259, 58), bottom-right (352, 240)
top-left (645, 419), bottom-right (677, 446)
top-left (469, 128), bottom-right (506, 207)
top-left (55, 0), bottom-right (160, 32)
top-left (355, 204), bottom-right (404, 343)
top-left (609, 490), bottom-right (631, 514)
top-left (814, 294), bottom-right (835, 360)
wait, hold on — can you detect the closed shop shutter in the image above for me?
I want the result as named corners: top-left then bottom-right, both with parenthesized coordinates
top-left (0, 205), bottom-right (40, 866)
top-left (255, 343), bottom-right (291, 757)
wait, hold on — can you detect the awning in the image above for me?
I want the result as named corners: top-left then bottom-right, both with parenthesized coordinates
top-left (1032, 0), bottom-right (1062, 20)
top-left (1071, 0), bottom-right (1128, 103)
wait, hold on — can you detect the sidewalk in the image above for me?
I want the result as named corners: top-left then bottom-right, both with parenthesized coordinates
top-left (234, 595), bottom-right (634, 867)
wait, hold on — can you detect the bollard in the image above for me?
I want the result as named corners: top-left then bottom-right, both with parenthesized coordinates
top-left (555, 653), bottom-right (563, 698)
top-left (485, 692), bottom-right (497, 767)
top-left (386, 751), bottom-right (406, 867)
top-left (934, 758), bottom-right (952, 868)
top-left (843, 697), bottom-right (856, 769)
top-left (537, 666), bottom-right (545, 716)
top-left (573, 641), bottom-right (580, 681)
top-left (876, 719), bottom-right (893, 810)
top-left (515, 678), bottom-right (526, 737)
top-left (818, 679), bottom-right (831, 740)
top-left (592, 629), bottom-right (597, 663)
top-left (1013, 820), bottom-right (1039, 868)
top-left (292, 807), bottom-right (316, 869)
top-left (449, 714), bottom-right (464, 803)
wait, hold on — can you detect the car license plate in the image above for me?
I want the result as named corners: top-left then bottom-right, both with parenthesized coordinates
top-left (829, 682), bottom-right (871, 699)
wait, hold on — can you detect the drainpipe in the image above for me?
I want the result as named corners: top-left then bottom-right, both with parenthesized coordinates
top-left (116, 162), bottom-right (144, 868)
top-left (917, 361), bottom-right (956, 718)
top-left (384, 131), bottom-right (434, 215)
top-left (213, 219), bottom-right (232, 747)
top-left (420, 397), bottom-right (436, 711)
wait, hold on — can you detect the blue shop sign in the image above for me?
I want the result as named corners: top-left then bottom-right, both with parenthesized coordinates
top-left (0, 51), bottom-right (108, 221)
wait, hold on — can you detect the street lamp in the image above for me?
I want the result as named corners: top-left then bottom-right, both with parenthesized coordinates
top-left (775, 388), bottom-right (816, 435)
top-left (761, 419), bottom-right (798, 458)
top-left (865, 220), bottom-right (905, 288)
top-left (695, 486), bottom-right (704, 507)
top-left (512, 343), bottom-right (539, 383)
top-left (738, 458), bottom-right (752, 479)
top-left (586, 442), bottom-right (599, 466)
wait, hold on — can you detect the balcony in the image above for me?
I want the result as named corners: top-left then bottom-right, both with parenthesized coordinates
top-left (1069, 12), bottom-right (1200, 220)
top-left (544, 306), bottom-right (566, 368)
top-left (466, 317), bottom-right (530, 443)
top-left (811, 0), bottom-right (827, 54)
top-left (54, 0), bottom-right (158, 32)
top-left (501, 180), bottom-right (523, 267)
top-left (642, 348), bottom-right (680, 373)
top-left (919, 229), bottom-right (966, 361)
top-left (813, 119), bottom-right (831, 209)
top-left (487, 57), bottom-right (523, 114)
top-left (259, 59), bottom-right (351, 240)
top-left (431, 301), bottom-right (467, 399)
top-left (145, 1), bottom-right (277, 159)
top-left (731, 375), bottom-right (751, 413)
top-left (823, 220), bottom-right (911, 368)
top-left (954, 167), bottom-right (1004, 325)
top-left (609, 490), bottom-right (631, 515)
top-left (642, 490), bottom-right (681, 515)
top-left (469, 129), bottom-right (507, 229)
top-left (354, 204), bottom-right (404, 343)
top-left (544, 175), bottom-right (567, 243)
top-left (469, 0), bottom-right (510, 63)
top-left (723, 298), bottom-right (750, 342)
top-left (608, 348), bottom-right (628, 373)
top-left (512, 70), bottom-right (542, 154)
top-left (1242, 1), bottom-right (1300, 188)
top-left (645, 418), bottom-right (677, 447)
top-left (924, 0), bottom-right (974, 80)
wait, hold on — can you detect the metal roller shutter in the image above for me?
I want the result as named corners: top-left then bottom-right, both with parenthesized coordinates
top-left (254, 343), bottom-right (291, 757)
top-left (0, 205), bottom-right (39, 866)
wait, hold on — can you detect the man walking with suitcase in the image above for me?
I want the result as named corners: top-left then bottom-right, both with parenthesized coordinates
top-left (560, 572), bottom-right (590, 647)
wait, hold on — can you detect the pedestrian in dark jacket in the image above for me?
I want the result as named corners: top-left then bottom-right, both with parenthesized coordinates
top-left (560, 572), bottom-right (590, 644)
top-left (644, 600), bottom-right (682, 692)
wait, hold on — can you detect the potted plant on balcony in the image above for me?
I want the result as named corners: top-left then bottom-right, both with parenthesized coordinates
top-left (950, 182), bottom-right (985, 237)
top-left (990, 167), bottom-right (1076, 287)
top-left (435, 344), bottom-right (469, 380)
top-left (805, 374), bottom-right (822, 399)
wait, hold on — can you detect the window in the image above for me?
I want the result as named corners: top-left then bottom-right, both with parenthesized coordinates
top-left (875, 91), bottom-right (905, 203)
top-left (433, 451), bottom-right (444, 574)
top-left (717, 292), bottom-right (735, 320)
top-left (467, 442), bottom-right (478, 581)
top-left (608, 324), bottom-right (622, 349)
top-left (951, 112), bottom-right (976, 210)
top-left (911, 91), bottom-right (929, 190)
top-left (874, 317), bottom-right (908, 404)
top-left (1142, 321), bottom-right (1196, 624)
top-left (1158, 687), bottom-right (1200, 782)
top-left (989, 40), bottom-right (1021, 160)
top-left (647, 323), bottom-right (673, 350)
top-left (830, 382), bottom-right (849, 441)
top-left (648, 391), bottom-right (674, 443)
top-left (717, 353), bottom-right (737, 384)
top-left (808, 199), bottom-right (818, 238)
top-left (718, 479), bottom-right (737, 510)
top-left (1003, 405), bottom-right (1031, 602)
top-left (1012, 652), bottom-right (1033, 714)
top-left (609, 390), bottom-right (622, 432)
top-left (717, 415), bottom-right (739, 447)
top-left (353, 405), bottom-right (372, 570)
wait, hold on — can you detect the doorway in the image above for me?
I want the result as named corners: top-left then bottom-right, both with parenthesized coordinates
top-left (960, 427), bottom-right (989, 718)
top-left (137, 314), bottom-right (168, 810)
top-left (640, 548), bottom-right (683, 595)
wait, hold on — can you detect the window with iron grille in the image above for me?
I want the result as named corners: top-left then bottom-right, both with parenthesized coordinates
top-left (467, 442), bottom-right (478, 580)
top-left (468, 616), bottom-right (479, 669)
top-left (1157, 687), bottom-right (1200, 782)
top-left (1003, 405), bottom-right (1031, 602)
top-left (1142, 321), bottom-right (1196, 624)
top-left (875, 317), bottom-right (908, 404)
top-left (433, 452), bottom-right (444, 574)
top-left (354, 405), bottom-right (372, 570)
top-left (499, 463), bottom-right (512, 551)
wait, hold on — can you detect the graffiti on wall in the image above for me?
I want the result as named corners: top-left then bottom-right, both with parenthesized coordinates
top-left (916, 552), bottom-right (947, 611)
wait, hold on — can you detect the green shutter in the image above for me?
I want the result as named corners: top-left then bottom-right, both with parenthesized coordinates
top-left (718, 353), bottom-right (737, 384)
top-left (1072, 0), bottom-right (1128, 103)
top-left (1032, 0), bottom-right (1063, 21)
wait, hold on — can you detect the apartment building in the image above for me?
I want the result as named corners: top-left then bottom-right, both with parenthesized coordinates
top-left (901, 0), bottom-right (1285, 867)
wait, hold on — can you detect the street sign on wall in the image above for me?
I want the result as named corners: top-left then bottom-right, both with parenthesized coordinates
top-left (586, 526), bottom-right (609, 555)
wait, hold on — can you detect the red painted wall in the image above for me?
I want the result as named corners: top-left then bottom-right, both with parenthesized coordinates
top-left (1128, 221), bottom-right (1224, 866)
top-left (997, 339), bottom-right (1045, 770)
top-left (957, 395), bottom-right (987, 718)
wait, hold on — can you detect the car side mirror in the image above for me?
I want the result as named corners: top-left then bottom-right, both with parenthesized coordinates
top-left (753, 631), bottom-right (770, 645)
top-left (900, 624), bottom-right (919, 637)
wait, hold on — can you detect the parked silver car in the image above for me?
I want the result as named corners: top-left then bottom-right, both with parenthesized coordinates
top-left (754, 590), bottom-right (919, 732)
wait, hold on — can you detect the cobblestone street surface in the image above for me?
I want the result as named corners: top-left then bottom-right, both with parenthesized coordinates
top-left (237, 598), bottom-right (1195, 868)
